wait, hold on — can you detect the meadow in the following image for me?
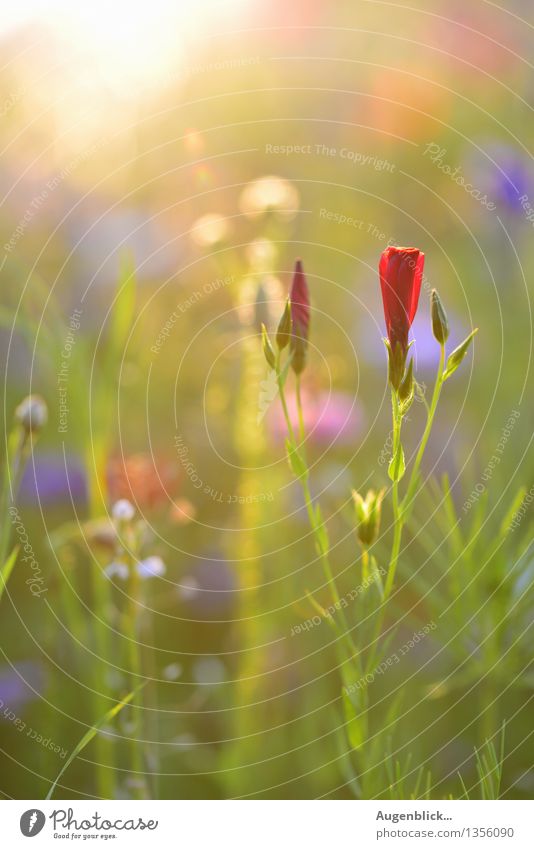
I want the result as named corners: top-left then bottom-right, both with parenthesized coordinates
top-left (0, 0), bottom-right (533, 800)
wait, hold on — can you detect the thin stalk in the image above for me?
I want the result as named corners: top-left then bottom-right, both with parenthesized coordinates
top-left (367, 348), bottom-right (446, 674)
top-left (295, 374), bottom-right (306, 448)
top-left (124, 562), bottom-right (147, 799)
top-left (276, 355), bottom-right (358, 663)
top-left (365, 391), bottom-right (403, 674)
top-left (401, 344), bottom-right (446, 515)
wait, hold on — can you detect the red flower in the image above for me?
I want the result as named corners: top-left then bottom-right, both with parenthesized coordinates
top-left (379, 246), bottom-right (424, 355)
top-left (290, 259), bottom-right (310, 373)
top-left (290, 259), bottom-right (310, 338)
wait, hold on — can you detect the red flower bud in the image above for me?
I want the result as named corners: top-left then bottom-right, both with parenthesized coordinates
top-left (379, 247), bottom-right (424, 356)
top-left (290, 259), bottom-right (310, 374)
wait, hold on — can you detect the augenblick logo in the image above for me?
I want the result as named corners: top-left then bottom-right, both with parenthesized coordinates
top-left (20, 808), bottom-right (159, 838)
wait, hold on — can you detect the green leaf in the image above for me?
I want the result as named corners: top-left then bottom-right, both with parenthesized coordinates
top-left (388, 442), bottom-right (406, 482)
top-left (0, 547), bottom-right (19, 602)
top-left (285, 439), bottom-right (308, 480)
top-left (443, 328), bottom-right (478, 380)
top-left (46, 686), bottom-right (143, 800)
top-left (342, 688), bottom-right (367, 750)
top-left (500, 486), bottom-right (527, 537)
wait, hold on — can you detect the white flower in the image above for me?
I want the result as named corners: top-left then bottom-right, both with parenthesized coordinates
top-left (105, 561), bottom-right (129, 580)
top-left (163, 663), bottom-right (183, 681)
top-left (111, 499), bottom-right (135, 522)
top-left (138, 555), bottom-right (166, 579)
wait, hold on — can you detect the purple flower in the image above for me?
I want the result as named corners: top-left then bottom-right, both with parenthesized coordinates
top-left (467, 142), bottom-right (533, 215)
top-left (268, 389), bottom-right (363, 447)
top-left (19, 453), bottom-right (87, 506)
top-left (0, 662), bottom-right (44, 715)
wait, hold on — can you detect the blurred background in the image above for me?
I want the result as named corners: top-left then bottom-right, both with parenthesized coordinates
top-left (0, 0), bottom-right (533, 799)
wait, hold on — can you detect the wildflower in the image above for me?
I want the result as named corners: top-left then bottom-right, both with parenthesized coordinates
top-left (108, 453), bottom-right (179, 509)
top-left (138, 555), bottom-right (166, 578)
top-left (112, 499), bottom-right (135, 522)
top-left (268, 389), bottom-right (362, 447)
top-left (352, 488), bottom-right (386, 546)
top-left (15, 395), bottom-right (48, 436)
top-left (431, 289), bottom-right (449, 345)
top-left (105, 560), bottom-right (129, 580)
top-left (290, 259), bottom-right (310, 374)
top-left (276, 299), bottom-right (292, 351)
top-left (379, 246), bottom-right (424, 388)
top-left (261, 323), bottom-right (276, 369)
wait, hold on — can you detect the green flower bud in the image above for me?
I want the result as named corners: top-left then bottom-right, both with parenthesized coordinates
top-left (276, 299), bottom-right (292, 351)
top-left (431, 289), bottom-right (449, 345)
top-left (443, 328), bottom-right (478, 380)
top-left (352, 488), bottom-right (385, 547)
top-left (261, 323), bottom-right (276, 369)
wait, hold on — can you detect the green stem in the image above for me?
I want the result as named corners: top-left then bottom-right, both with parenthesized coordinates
top-left (401, 344), bottom-right (446, 516)
top-left (275, 355), bottom-right (358, 664)
top-left (295, 375), bottom-right (306, 448)
top-left (123, 545), bottom-right (148, 800)
top-left (366, 392), bottom-right (403, 674)
top-left (367, 348), bottom-right (446, 674)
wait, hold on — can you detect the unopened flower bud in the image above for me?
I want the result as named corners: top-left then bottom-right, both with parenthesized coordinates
top-left (261, 323), bottom-right (276, 369)
top-left (290, 259), bottom-right (310, 375)
top-left (352, 488), bottom-right (385, 547)
top-left (15, 395), bottom-right (48, 435)
top-left (276, 299), bottom-right (292, 351)
top-left (431, 289), bottom-right (449, 345)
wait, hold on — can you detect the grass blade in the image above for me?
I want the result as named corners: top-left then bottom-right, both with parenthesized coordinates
top-left (46, 686), bottom-right (143, 800)
top-left (0, 547), bottom-right (19, 602)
